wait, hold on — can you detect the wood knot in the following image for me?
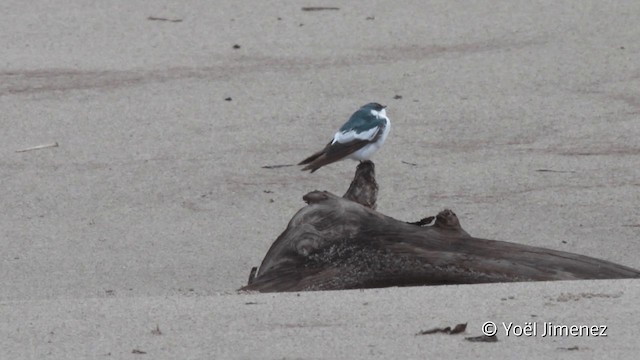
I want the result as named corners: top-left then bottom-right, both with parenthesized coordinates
top-left (303, 191), bottom-right (330, 204)
top-left (408, 209), bottom-right (469, 236)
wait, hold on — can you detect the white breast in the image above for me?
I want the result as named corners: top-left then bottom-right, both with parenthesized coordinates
top-left (348, 116), bottom-right (390, 161)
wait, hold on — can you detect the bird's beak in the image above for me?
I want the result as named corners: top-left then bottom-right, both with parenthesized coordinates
top-left (382, 105), bottom-right (387, 109)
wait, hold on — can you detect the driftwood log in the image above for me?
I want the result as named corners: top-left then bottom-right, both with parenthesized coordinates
top-left (241, 161), bottom-right (639, 292)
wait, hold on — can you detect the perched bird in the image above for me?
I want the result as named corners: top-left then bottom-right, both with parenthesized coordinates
top-left (299, 102), bottom-right (391, 172)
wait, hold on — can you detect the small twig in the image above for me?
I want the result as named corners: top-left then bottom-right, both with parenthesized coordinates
top-left (408, 216), bottom-right (435, 227)
top-left (15, 142), bottom-right (58, 153)
top-left (401, 160), bottom-right (417, 166)
top-left (151, 324), bottom-right (162, 335)
top-left (262, 164), bottom-right (294, 169)
top-left (301, 7), bottom-right (340, 11)
top-left (416, 323), bottom-right (467, 335)
top-left (535, 169), bottom-right (575, 173)
top-left (558, 346), bottom-right (580, 351)
top-left (147, 16), bottom-right (183, 22)
top-left (465, 334), bottom-right (498, 342)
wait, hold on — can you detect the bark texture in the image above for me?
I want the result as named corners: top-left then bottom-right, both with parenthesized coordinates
top-left (241, 161), bottom-right (639, 292)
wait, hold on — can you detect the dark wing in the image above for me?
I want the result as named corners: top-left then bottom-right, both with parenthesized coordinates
top-left (298, 125), bottom-right (385, 173)
top-left (298, 140), bottom-right (332, 167)
top-left (297, 139), bottom-right (369, 173)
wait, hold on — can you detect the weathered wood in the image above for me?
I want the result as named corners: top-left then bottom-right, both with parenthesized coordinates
top-left (241, 161), bottom-right (640, 292)
top-left (342, 160), bottom-right (378, 209)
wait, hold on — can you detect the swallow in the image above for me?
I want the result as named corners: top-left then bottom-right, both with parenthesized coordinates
top-left (299, 102), bottom-right (390, 172)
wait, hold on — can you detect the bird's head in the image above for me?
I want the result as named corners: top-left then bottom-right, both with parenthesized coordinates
top-left (360, 102), bottom-right (387, 119)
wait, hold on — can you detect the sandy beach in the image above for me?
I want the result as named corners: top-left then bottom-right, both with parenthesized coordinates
top-left (2, 1), bottom-right (639, 358)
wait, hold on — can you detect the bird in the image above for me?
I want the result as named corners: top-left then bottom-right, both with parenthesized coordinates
top-left (299, 102), bottom-right (391, 172)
